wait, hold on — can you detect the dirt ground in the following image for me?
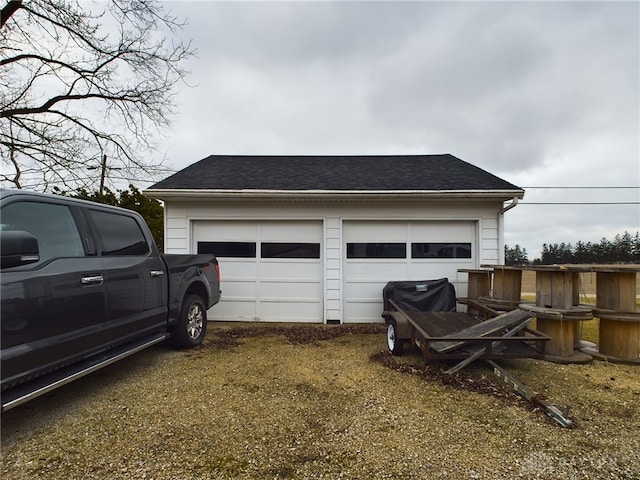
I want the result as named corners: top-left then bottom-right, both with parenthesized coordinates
top-left (2, 323), bottom-right (639, 480)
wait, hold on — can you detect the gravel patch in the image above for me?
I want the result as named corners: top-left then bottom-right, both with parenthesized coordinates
top-left (1, 322), bottom-right (639, 479)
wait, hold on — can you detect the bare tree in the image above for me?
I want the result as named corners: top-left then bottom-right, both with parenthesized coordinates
top-left (0, 0), bottom-right (194, 191)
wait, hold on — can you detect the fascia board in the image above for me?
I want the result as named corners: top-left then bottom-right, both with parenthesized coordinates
top-left (144, 189), bottom-right (524, 202)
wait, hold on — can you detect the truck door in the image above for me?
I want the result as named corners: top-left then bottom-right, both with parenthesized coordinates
top-left (0, 199), bottom-right (107, 388)
top-left (86, 208), bottom-right (168, 343)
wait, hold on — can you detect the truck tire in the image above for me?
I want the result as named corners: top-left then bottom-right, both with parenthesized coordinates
top-left (172, 294), bottom-right (207, 349)
top-left (387, 320), bottom-right (404, 356)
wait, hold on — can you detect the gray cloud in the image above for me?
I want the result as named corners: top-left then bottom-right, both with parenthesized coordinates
top-left (153, 1), bottom-right (639, 258)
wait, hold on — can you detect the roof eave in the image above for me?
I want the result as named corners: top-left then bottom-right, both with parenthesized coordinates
top-left (144, 188), bottom-right (524, 202)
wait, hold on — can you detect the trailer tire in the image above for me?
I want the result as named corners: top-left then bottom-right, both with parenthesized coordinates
top-left (171, 294), bottom-right (207, 349)
top-left (387, 321), bottom-right (404, 356)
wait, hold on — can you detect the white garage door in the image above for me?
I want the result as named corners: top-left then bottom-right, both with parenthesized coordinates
top-left (194, 221), bottom-right (323, 322)
top-left (343, 220), bottom-right (476, 323)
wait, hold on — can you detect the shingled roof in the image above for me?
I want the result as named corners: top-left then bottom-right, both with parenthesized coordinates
top-left (148, 154), bottom-right (523, 199)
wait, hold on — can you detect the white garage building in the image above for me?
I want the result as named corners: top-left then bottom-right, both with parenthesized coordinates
top-left (145, 154), bottom-right (524, 324)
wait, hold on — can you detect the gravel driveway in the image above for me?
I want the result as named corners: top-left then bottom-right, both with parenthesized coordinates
top-left (1, 322), bottom-right (639, 480)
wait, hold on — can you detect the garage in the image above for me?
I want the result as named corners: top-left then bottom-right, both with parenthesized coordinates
top-left (193, 220), bottom-right (323, 322)
top-left (146, 154), bottom-right (525, 324)
top-left (343, 220), bottom-right (476, 323)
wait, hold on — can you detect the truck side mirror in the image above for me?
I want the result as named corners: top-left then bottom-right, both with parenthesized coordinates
top-left (1, 231), bottom-right (40, 269)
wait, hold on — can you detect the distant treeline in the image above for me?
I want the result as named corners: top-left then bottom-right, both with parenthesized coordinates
top-left (505, 231), bottom-right (640, 265)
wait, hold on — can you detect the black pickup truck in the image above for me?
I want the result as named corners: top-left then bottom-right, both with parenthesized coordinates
top-left (0, 190), bottom-right (221, 411)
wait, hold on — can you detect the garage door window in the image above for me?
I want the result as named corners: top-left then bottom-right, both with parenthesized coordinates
top-left (198, 241), bottom-right (256, 258)
top-left (347, 243), bottom-right (406, 259)
top-left (261, 243), bottom-right (320, 259)
top-left (411, 242), bottom-right (472, 259)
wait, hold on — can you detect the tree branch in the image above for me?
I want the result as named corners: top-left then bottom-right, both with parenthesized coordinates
top-left (1, 0), bottom-right (193, 192)
top-left (1, 0), bottom-right (22, 29)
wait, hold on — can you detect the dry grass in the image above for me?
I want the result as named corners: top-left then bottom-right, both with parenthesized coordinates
top-left (2, 323), bottom-right (639, 480)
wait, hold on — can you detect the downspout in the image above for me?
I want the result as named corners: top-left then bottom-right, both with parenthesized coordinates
top-left (498, 197), bottom-right (519, 264)
top-left (500, 196), bottom-right (519, 215)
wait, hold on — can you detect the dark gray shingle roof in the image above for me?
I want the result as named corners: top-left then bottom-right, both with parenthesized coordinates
top-left (150, 154), bottom-right (521, 192)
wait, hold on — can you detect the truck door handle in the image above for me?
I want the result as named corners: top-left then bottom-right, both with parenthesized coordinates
top-left (81, 275), bottom-right (104, 285)
top-left (150, 270), bottom-right (165, 277)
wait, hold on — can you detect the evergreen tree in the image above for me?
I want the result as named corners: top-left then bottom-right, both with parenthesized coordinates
top-left (54, 184), bottom-right (164, 251)
top-left (533, 231), bottom-right (640, 264)
top-left (505, 244), bottom-right (529, 265)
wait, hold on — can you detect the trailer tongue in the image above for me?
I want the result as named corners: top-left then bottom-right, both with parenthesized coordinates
top-left (488, 360), bottom-right (573, 428)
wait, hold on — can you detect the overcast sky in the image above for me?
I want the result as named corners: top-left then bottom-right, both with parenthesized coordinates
top-left (150, 1), bottom-right (639, 260)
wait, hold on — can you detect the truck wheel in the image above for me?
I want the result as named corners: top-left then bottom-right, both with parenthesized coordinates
top-left (172, 294), bottom-right (207, 349)
top-left (387, 321), bottom-right (404, 356)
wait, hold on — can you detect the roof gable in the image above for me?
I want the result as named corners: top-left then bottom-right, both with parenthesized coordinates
top-left (149, 154), bottom-right (522, 193)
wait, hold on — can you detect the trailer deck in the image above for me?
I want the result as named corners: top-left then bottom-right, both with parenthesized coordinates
top-left (384, 300), bottom-right (549, 362)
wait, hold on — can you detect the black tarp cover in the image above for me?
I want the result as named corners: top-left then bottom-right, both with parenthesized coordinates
top-left (383, 278), bottom-right (456, 312)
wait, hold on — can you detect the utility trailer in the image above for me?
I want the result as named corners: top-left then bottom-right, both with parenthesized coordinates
top-left (381, 279), bottom-right (573, 428)
top-left (383, 301), bottom-right (549, 366)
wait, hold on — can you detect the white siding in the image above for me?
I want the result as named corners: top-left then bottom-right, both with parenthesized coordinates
top-left (324, 218), bottom-right (342, 322)
top-left (161, 198), bottom-right (507, 323)
top-left (165, 207), bottom-right (189, 253)
top-left (480, 215), bottom-right (500, 265)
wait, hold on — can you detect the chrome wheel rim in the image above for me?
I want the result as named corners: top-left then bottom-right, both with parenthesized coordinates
top-left (187, 303), bottom-right (204, 340)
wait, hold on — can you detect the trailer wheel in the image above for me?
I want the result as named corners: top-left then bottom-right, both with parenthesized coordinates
top-left (171, 294), bottom-right (207, 349)
top-left (387, 321), bottom-right (404, 356)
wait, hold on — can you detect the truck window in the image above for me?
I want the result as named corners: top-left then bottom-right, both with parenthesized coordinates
top-left (0, 201), bottom-right (85, 267)
top-left (89, 210), bottom-right (150, 256)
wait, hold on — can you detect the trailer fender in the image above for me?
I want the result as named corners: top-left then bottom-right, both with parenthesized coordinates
top-left (385, 311), bottom-right (412, 340)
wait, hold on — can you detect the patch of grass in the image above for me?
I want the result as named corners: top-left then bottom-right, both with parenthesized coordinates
top-left (207, 456), bottom-right (249, 476)
top-left (1, 324), bottom-right (639, 480)
top-left (580, 319), bottom-right (599, 344)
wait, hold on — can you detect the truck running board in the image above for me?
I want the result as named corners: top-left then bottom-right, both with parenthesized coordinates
top-left (1, 333), bottom-right (169, 412)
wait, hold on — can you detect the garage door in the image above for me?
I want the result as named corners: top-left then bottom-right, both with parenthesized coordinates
top-left (343, 220), bottom-right (475, 323)
top-left (194, 221), bottom-right (323, 322)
